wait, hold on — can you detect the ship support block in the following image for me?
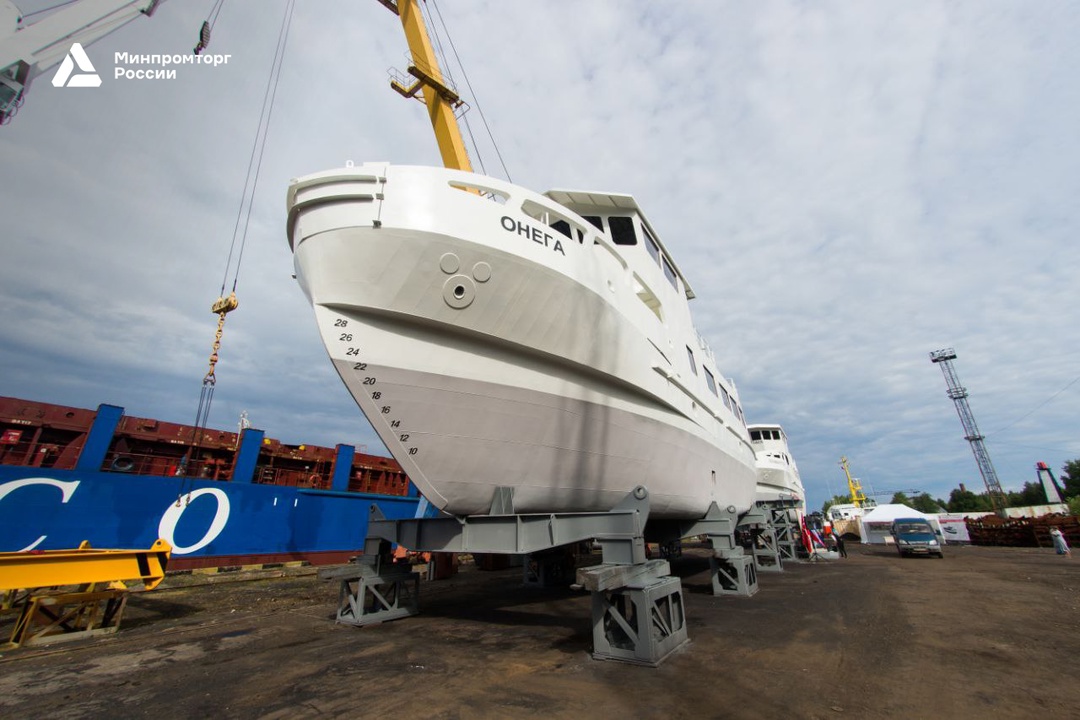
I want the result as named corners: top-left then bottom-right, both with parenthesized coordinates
top-left (327, 544), bottom-right (419, 626)
top-left (741, 505), bottom-right (784, 573)
top-left (709, 549), bottom-right (758, 597)
top-left (334, 568), bottom-right (419, 626)
top-left (670, 503), bottom-right (758, 597)
top-left (354, 486), bottom-right (695, 665)
top-left (771, 503), bottom-right (803, 563)
top-left (578, 560), bottom-right (687, 666)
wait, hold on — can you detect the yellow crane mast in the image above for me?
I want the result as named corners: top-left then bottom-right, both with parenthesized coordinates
top-left (379, 0), bottom-right (472, 172)
top-left (839, 456), bottom-right (869, 508)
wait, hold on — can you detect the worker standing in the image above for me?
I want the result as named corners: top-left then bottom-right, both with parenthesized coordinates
top-left (1050, 527), bottom-right (1071, 557)
top-left (835, 532), bottom-right (848, 558)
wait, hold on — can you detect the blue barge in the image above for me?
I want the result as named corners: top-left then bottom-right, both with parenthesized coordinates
top-left (0, 397), bottom-right (420, 570)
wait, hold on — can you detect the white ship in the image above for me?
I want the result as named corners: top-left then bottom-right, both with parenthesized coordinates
top-left (748, 424), bottom-right (805, 509)
top-left (284, 0), bottom-right (759, 521)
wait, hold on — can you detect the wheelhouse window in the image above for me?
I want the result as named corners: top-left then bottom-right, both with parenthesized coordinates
top-left (750, 429), bottom-right (761, 442)
top-left (686, 346), bottom-right (697, 375)
top-left (550, 219), bottom-right (584, 242)
top-left (522, 199), bottom-right (585, 243)
top-left (720, 386), bottom-right (732, 411)
top-left (704, 367), bottom-right (717, 395)
top-left (608, 216), bottom-right (637, 246)
top-left (583, 215), bottom-right (603, 231)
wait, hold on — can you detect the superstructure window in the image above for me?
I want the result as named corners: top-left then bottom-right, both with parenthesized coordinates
top-left (704, 368), bottom-right (717, 395)
top-left (583, 215), bottom-right (603, 231)
top-left (662, 256), bottom-right (678, 289)
top-left (686, 346), bottom-right (697, 375)
top-left (643, 226), bottom-right (661, 264)
top-left (750, 430), bottom-right (761, 442)
top-left (720, 386), bottom-right (732, 411)
top-left (608, 216), bottom-right (637, 246)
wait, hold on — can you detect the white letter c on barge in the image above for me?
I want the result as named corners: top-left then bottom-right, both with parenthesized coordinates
top-left (0, 478), bottom-right (81, 552)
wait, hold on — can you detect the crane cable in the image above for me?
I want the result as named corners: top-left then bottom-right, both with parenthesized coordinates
top-left (425, 0), bottom-right (512, 183)
top-left (178, 0), bottom-right (296, 503)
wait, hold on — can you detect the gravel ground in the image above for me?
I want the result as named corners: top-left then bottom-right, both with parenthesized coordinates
top-left (1, 543), bottom-right (1077, 719)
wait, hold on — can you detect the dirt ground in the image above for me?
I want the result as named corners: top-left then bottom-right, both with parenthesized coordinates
top-left (1, 543), bottom-right (1078, 719)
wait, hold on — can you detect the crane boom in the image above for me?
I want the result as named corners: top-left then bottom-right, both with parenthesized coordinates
top-left (0, 0), bottom-right (161, 123)
top-left (929, 348), bottom-right (1008, 514)
top-left (379, 0), bottom-right (471, 172)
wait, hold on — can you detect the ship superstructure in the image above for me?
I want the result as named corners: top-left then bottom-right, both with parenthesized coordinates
top-left (748, 423), bottom-right (805, 509)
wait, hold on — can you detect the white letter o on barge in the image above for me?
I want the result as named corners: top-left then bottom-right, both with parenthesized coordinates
top-left (158, 488), bottom-right (231, 554)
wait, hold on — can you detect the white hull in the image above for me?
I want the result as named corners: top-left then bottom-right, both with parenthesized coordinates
top-left (288, 164), bottom-right (758, 519)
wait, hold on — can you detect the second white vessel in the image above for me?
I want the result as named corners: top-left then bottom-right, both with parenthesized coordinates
top-left (748, 423), bottom-right (805, 511)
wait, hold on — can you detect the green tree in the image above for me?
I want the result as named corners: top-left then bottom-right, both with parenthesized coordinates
top-left (1008, 481), bottom-right (1050, 508)
top-left (1068, 496), bottom-right (1080, 517)
top-left (946, 487), bottom-right (993, 513)
top-left (821, 494), bottom-right (853, 514)
top-left (911, 493), bottom-right (944, 514)
top-left (891, 491), bottom-right (911, 506)
top-left (1061, 459), bottom-right (1080, 499)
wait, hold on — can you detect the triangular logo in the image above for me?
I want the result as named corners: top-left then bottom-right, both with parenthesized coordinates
top-left (51, 43), bottom-right (102, 88)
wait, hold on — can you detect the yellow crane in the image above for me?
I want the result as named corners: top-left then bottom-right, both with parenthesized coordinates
top-left (839, 456), bottom-right (869, 508)
top-left (379, 0), bottom-right (472, 172)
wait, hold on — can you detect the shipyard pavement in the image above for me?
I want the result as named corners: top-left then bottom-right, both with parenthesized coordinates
top-left (1, 543), bottom-right (1078, 719)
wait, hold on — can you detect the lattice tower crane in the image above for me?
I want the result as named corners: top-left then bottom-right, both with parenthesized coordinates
top-left (929, 348), bottom-right (1008, 514)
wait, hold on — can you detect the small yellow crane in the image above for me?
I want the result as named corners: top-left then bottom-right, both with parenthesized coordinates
top-left (839, 456), bottom-right (869, 508)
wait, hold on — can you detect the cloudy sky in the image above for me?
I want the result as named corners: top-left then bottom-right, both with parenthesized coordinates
top-left (2, 1), bottom-right (1077, 511)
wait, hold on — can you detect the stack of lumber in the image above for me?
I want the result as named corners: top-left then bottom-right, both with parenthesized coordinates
top-left (966, 514), bottom-right (1079, 548)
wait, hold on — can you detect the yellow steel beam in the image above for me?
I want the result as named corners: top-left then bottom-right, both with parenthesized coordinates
top-left (0, 539), bottom-right (171, 592)
top-left (390, 0), bottom-right (473, 172)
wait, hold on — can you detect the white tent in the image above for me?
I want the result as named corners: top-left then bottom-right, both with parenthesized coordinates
top-left (859, 504), bottom-right (942, 545)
